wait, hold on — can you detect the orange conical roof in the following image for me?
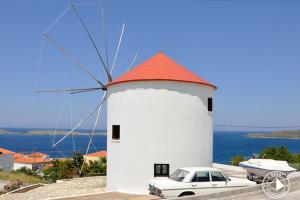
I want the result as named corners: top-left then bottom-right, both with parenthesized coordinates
top-left (108, 52), bottom-right (217, 89)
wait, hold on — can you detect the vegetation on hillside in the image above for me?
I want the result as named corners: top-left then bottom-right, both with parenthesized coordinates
top-left (0, 152), bottom-right (107, 194)
top-left (231, 155), bottom-right (246, 166)
top-left (0, 170), bottom-right (44, 184)
top-left (82, 157), bottom-right (107, 176)
top-left (231, 146), bottom-right (300, 170)
top-left (15, 167), bottom-right (37, 176)
top-left (43, 152), bottom-right (107, 182)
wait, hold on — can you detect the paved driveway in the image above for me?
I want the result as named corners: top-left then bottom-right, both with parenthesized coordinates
top-left (55, 192), bottom-right (159, 200)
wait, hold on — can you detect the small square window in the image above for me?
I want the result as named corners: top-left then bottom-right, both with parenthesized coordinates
top-left (208, 98), bottom-right (213, 112)
top-left (154, 164), bottom-right (169, 177)
top-left (112, 125), bottom-right (120, 140)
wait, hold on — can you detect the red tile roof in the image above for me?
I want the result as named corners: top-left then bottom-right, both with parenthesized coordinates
top-left (108, 52), bottom-right (217, 89)
top-left (0, 148), bottom-right (23, 158)
top-left (13, 153), bottom-right (23, 158)
top-left (0, 147), bottom-right (14, 154)
top-left (14, 156), bottom-right (51, 164)
top-left (28, 152), bottom-right (48, 158)
top-left (86, 151), bottom-right (107, 157)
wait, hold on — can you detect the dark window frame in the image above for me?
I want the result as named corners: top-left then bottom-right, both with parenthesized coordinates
top-left (191, 171), bottom-right (211, 182)
top-left (112, 125), bottom-right (120, 140)
top-left (210, 171), bottom-right (227, 182)
top-left (154, 164), bottom-right (169, 177)
top-left (208, 97), bottom-right (213, 112)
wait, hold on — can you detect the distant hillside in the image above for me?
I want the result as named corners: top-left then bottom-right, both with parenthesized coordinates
top-left (0, 129), bottom-right (17, 134)
top-left (247, 130), bottom-right (300, 139)
top-left (28, 130), bottom-right (106, 136)
top-left (0, 129), bottom-right (106, 136)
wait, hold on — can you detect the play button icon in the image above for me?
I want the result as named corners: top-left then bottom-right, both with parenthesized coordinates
top-left (262, 171), bottom-right (290, 199)
top-left (275, 178), bottom-right (284, 191)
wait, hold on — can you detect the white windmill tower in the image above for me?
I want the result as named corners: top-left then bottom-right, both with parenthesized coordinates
top-left (106, 51), bottom-right (217, 194)
top-left (36, 2), bottom-right (217, 195)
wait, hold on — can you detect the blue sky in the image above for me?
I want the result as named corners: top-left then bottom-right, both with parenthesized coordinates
top-left (0, 0), bottom-right (299, 131)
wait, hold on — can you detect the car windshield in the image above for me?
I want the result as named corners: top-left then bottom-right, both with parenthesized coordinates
top-left (169, 169), bottom-right (189, 182)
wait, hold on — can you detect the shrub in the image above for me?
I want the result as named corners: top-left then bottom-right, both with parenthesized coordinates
top-left (43, 152), bottom-right (107, 181)
top-left (82, 157), bottom-right (107, 176)
top-left (43, 152), bottom-right (85, 182)
top-left (260, 146), bottom-right (293, 162)
top-left (291, 153), bottom-right (300, 164)
top-left (43, 159), bottom-right (76, 182)
top-left (4, 180), bottom-right (23, 192)
top-left (231, 155), bottom-right (245, 166)
top-left (15, 167), bottom-right (37, 176)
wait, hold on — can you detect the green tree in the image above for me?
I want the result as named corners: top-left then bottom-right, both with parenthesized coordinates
top-left (260, 146), bottom-right (277, 159)
top-left (44, 159), bottom-right (76, 182)
top-left (72, 151), bottom-right (84, 176)
top-left (82, 157), bottom-right (107, 176)
top-left (231, 155), bottom-right (245, 166)
top-left (291, 153), bottom-right (300, 163)
top-left (43, 152), bottom-right (107, 182)
top-left (276, 146), bottom-right (293, 162)
top-left (260, 146), bottom-right (293, 162)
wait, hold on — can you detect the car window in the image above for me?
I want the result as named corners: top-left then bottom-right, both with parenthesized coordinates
top-left (211, 171), bottom-right (227, 182)
top-left (169, 169), bottom-right (189, 182)
top-left (191, 171), bottom-right (210, 182)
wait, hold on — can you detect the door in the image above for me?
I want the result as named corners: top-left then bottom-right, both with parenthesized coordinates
top-left (210, 170), bottom-right (227, 188)
top-left (190, 171), bottom-right (211, 195)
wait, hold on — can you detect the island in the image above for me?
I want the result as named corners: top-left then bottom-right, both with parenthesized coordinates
top-left (247, 130), bottom-right (300, 139)
top-left (0, 129), bottom-right (17, 134)
top-left (0, 129), bottom-right (106, 136)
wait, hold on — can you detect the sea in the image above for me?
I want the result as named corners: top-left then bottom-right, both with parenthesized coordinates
top-left (1, 128), bottom-right (300, 164)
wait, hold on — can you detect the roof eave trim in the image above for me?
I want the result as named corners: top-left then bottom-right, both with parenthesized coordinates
top-left (107, 79), bottom-right (217, 90)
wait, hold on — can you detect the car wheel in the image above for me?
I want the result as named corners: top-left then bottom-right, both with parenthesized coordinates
top-left (247, 173), bottom-right (254, 181)
top-left (178, 192), bottom-right (195, 197)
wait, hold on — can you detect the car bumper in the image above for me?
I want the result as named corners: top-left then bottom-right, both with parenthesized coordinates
top-left (149, 189), bottom-right (164, 198)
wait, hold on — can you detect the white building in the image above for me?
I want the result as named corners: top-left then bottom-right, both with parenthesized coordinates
top-left (106, 52), bottom-right (217, 194)
top-left (84, 150), bottom-right (107, 163)
top-left (13, 156), bottom-right (51, 171)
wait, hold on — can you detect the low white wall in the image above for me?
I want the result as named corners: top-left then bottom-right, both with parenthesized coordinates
top-left (13, 163), bottom-right (32, 170)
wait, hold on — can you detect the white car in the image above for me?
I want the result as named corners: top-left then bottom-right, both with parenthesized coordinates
top-left (149, 167), bottom-right (256, 198)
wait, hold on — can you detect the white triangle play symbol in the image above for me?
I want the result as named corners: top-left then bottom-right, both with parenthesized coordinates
top-left (276, 178), bottom-right (284, 191)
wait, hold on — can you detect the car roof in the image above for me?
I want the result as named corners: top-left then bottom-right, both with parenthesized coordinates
top-left (179, 167), bottom-right (221, 172)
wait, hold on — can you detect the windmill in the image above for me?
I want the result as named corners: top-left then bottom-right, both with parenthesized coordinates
top-left (35, 1), bottom-right (137, 168)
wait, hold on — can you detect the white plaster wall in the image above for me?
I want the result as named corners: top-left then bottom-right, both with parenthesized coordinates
top-left (107, 81), bottom-right (215, 194)
top-left (13, 163), bottom-right (32, 170)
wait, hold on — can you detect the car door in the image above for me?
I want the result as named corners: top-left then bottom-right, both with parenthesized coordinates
top-left (190, 171), bottom-right (211, 195)
top-left (210, 170), bottom-right (227, 188)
